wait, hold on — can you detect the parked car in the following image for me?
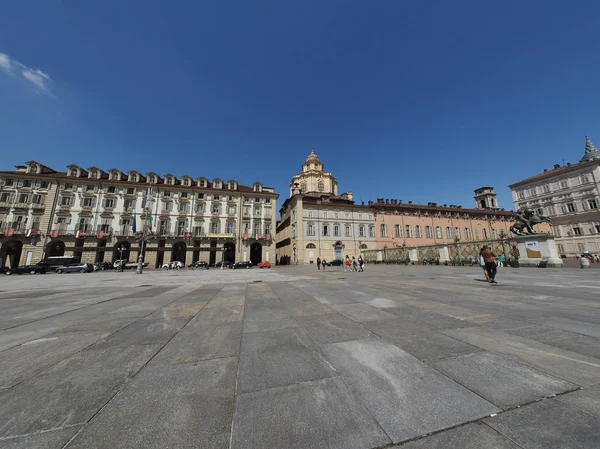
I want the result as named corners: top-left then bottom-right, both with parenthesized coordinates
top-left (162, 261), bottom-right (184, 270)
top-left (327, 259), bottom-right (344, 267)
top-left (258, 261), bottom-right (271, 269)
top-left (38, 256), bottom-right (77, 270)
top-left (56, 263), bottom-right (93, 274)
top-left (233, 261), bottom-right (253, 269)
top-left (3, 265), bottom-right (47, 275)
top-left (213, 261), bottom-right (233, 269)
top-left (188, 261), bottom-right (209, 269)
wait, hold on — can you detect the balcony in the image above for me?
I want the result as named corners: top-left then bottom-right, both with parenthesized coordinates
top-left (13, 202), bottom-right (30, 210)
top-left (211, 210), bottom-right (221, 216)
top-left (206, 233), bottom-right (235, 239)
top-left (58, 203), bottom-right (72, 210)
top-left (0, 201), bottom-right (10, 209)
top-left (103, 204), bottom-right (115, 211)
top-left (193, 229), bottom-right (205, 237)
top-left (178, 208), bottom-right (190, 215)
top-left (96, 225), bottom-right (114, 236)
top-left (81, 204), bottom-right (94, 211)
top-left (160, 209), bottom-right (173, 216)
top-left (116, 227), bottom-right (134, 237)
top-left (31, 203), bottom-right (46, 211)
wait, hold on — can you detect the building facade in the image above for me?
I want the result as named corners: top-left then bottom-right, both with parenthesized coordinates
top-left (0, 161), bottom-right (278, 268)
top-left (509, 136), bottom-right (600, 257)
top-left (277, 152), bottom-right (376, 264)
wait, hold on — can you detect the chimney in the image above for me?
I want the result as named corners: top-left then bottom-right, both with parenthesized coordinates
top-left (554, 164), bottom-right (560, 169)
top-left (399, 200), bottom-right (402, 204)
top-left (567, 162), bottom-right (571, 166)
top-left (385, 199), bottom-right (389, 204)
top-left (361, 201), bottom-right (364, 206)
top-left (543, 169), bottom-right (548, 172)
top-left (408, 201), bottom-right (412, 204)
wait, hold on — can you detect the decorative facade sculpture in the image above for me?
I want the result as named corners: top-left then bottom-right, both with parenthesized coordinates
top-left (510, 210), bottom-right (553, 235)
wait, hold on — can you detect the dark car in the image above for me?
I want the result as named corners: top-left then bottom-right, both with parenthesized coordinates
top-left (3, 265), bottom-right (47, 275)
top-left (327, 259), bottom-right (344, 266)
top-left (56, 263), bottom-right (94, 274)
top-left (232, 261), bottom-right (253, 269)
top-left (213, 261), bottom-right (233, 269)
top-left (189, 261), bottom-right (209, 269)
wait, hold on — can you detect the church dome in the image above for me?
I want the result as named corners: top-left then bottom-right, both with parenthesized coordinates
top-left (581, 136), bottom-right (600, 162)
top-left (305, 150), bottom-right (321, 164)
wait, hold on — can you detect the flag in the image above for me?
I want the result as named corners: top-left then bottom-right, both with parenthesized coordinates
top-left (5, 228), bottom-right (14, 237)
top-left (97, 230), bottom-right (104, 238)
top-left (132, 213), bottom-right (137, 234)
top-left (50, 229), bottom-right (59, 238)
top-left (74, 230), bottom-right (82, 238)
top-left (26, 229), bottom-right (34, 237)
top-left (148, 211), bottom-right (153, 231)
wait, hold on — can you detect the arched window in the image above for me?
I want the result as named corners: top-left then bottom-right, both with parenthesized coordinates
top-left (359, 244), bottom-right (368, 249)
top-left (111, 172), bottom-right (118, 180)
top-left (131, 173), bottom-right (137, 182)
top-left (318, 181), bottom-right (325, 192)
top-left (183, 178), bottom-right (189, 186)
top-left (150, 175), bottom-right (155, 183)
top-left (306, 243), bottom-right (316, 248)
top-left (70, 169), bottom-right (78, 177)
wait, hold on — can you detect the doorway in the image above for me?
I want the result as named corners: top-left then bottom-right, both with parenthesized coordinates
top-left (250, 242), bottom-right (262, 265)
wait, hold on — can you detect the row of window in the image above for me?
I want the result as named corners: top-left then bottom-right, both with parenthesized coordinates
top-left (558, 242), bottom-right (600, 254)
top-left (304, 210), bottom-right (373, 220)
top-left (517, 175), bottom-right (593, 199)
top-left (555, 224), bottom-right (600, 237)
top-left (382, 224), bottom-right (498, 240)
top-left (1, 179), bottom-right (50, 189)
top-left (306, 223), bottom-right (367, 237)
top-left (0, 193), bottom-right (46, 205)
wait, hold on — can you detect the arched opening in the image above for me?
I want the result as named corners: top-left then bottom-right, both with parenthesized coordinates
top-left (96, 239), bottom-right (107, 263)
top-left (0, 240), bottom-right (23, 268)
top-left (172, 241), bottom-right (186, 263)
top-left (480, 199), bottom-right (486, 208)
top-left (224, 241), bottom-right (236, 264)
top-left (334, 241), bottom-right (343, 261)
top-left (46, 240), bottom-right (66, 257)
top-left (306, 243), bottom-right (316, 249)
top-left (113, 241), bottom-right (131, 263)
top-left (250, 242), bottom-right (262, 265)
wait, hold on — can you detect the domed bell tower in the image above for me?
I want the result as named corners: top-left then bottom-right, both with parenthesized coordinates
top-left (474, 187), bottom-right (499, 210)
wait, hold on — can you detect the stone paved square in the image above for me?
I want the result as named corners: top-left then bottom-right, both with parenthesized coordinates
top-left (1, 264), bottom-right (600, 448)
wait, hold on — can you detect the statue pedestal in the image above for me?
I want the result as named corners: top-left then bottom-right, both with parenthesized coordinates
top-left (514, 234), bottom-right (563, 268)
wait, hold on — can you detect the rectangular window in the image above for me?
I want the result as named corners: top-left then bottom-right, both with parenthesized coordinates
top-left (254, 197), bottom-right (260, 203)
top-left (446, 227), bottom-right (452, 239)
top-left (578, 243), bottom-right (586, 252)
top-left (345, 225), bottom-right (351, 237)
top-left (212, 205), bottom-right (220, 214)
top-left (380, 224), bottom-right (387, 237)
top-left (368, 226), bottom-right (374, 238)
top-left (181, 192), bottom-right (188, 198)
top-left (557, 244), bottom-right (564, 253)
top-left (588, 199), bottom-right (598, 210)
top-left (104, 199), bottom-right (114, 208)
top-left (465, 228), bottom-right (471, 240)
top-left (228, 206), bottom-right (235, 214)
top-left (126, 188), bottom-right (135, 195)
top-left (560, 180), bottom-right (569, 189)
top-left (425, 226), bottom-right (432, 238)
top-left (518, 191), bottom-right (525, 199)
top-left (179, 203), bottom-right (189, 212)
top-left (196, 203), bottom-right (204, 213)
top-left (107, 186), bottom-right (116, 193)
top-left (394, 224), bottom-right (401, 237)
top-left (380, 214), bottom-right (384, 222)
top-left (197, 193), bottom-right (205, 199)
top-left (415, 225), bottom-right (422, 238)
top-left (265, 197), bottom-right (271, 204)
top-left (359, 226), bottom-right (365, 237)
top-left (86, 184), bottom-right (94, 191)
top-left (213, 194), bottom-right (220, 200)
top-left (83, 197), bottom-right (94, 207)
top-left (573, 227), bottom-right (583, 235)
top-left (542, 185), bottom-right (550, 193)
top-left (595, 225), bottom-right (600, 233)
top-left (177, 221), bottom-right (186, 235)
top-left (334, 211), bottom-right (339, 219)
top-left (537, 208), bottom-right (544, 215)
top-left (254, 207), bottom-right (261, 216)
top-left (40, 181), bottom-right (49, 189)
top-left (159, 220), bottom-right (169, 234)
top-left (265, 224), bottom-right (271, 235)
top-left (475, 228), bottom-right (479, 240)
top-left (226, 222), bottom-right (234, 234)
top-left (211, 222), bottom-right (219, 233)
top-left (60, 196), bottom-right (71, 206)
top-left (581, 174), bottom-right (590, 184)
top-left (307, 224), bottom-right (315, 236)
top-left (455, 227), bottom-right (461, 240)
top-left (334, 225), bottom-right (340, 236)
top-left (18, 193), bottom-right (29, 203)
top-left (323, 225), bottom-right (329, 236)
top-left (435, 226), bottom-right (442, 239)
top-left (163, 191), bottom-right (171, 197)
top-left (124, 199), bottom-right (133, 210)
top-left (307, 209), bottom-right (313, 218)
top-left (492, 228), bottom-right (498, 239)
top-left (483, 228), bottom-right (488, 239)
top-left (405, 224), bottom-right (412, 238)
top-left (254, 224), bottom-right (261, 236)
top-left (567, 203), bottom-right (577, 213)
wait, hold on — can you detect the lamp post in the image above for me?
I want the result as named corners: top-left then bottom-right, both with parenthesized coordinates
top-left (221, 246), bottom-right (225, 270)
top-left (117, 246), bottom-right (125, 272)
top-left (136, 185), bottom-right (152, 274)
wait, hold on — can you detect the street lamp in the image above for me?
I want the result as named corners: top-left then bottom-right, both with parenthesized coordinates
top-left (117, 246), bottom-right (126, 272)
top-left (221, 246), bottom-right (225, 270)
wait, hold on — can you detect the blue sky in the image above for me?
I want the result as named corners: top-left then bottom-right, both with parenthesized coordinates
top-left (1, 0), bottom-right (599, 212)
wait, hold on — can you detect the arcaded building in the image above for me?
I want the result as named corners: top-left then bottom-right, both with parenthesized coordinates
top-left (0, 161), bottom-right (278, 268)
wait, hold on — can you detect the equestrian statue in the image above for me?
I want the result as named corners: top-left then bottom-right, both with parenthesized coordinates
top-left (510, 209), bottom-right (553, 236)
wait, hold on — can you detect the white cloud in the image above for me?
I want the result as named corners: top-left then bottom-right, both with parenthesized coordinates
top-left (0, 53), bottom-right (11, 73)
top-left (0, 52), bottom-right (54, 96)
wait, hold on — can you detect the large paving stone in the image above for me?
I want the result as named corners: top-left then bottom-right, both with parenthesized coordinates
top-left (237, 327), bottom-right (335, 393)
top-left (0, 345), bottom-right (159, 437)
top-left (532, 317), bottom-right (600, 338)
top-left (192, 304), bottom-right (244, 323)
top-left (397, 423), bottom-right (522, 449)
top-left (385, 305), bottom-right (471, 329)
top-left (332, 303), bottom-right (399, 322)
top-left (150, 322), bottom-right (242, 365)
top-left (443, 327), bottom-right (600, 386)
top-left (485, 399), bottom-right (600, 449)
top-left (430, 352), bottom-right (576, 409)
top-left (0, 332), bottom-right (107, 389)
top-left (231, 377), bottom-right (390, 449)
top-left (558, 385), bottom-right (600, 418)
top-left (296, 313), bottom-right (373, 344)
top-left (67, 358), bottom-right (237, 449)
top-left (321, 339), bottom-right (499, 443)
top-left (92, 317), bottom-right (189, 348)
top-left (0, 426), bottom-right (81, 449)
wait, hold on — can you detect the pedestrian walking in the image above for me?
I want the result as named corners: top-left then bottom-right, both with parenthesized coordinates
top-left (358, 256), bottom-right (364, 272)
top-left (352, 256), bottom-right (357, 272)
top-left (481, 245), bottom-right (498, 284)
top-left (497, 254), bottom-right (504, 268)
top-left (322, 259), bottom-right (327, 270)
top-left (316, 257), bottom-right (321, 270)
top-left (479, 246), bottom-right (489, 282)
top-left (344, 256), bottom-right (351, 272)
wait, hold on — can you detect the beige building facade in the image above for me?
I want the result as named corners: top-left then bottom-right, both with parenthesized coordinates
top-left (509, 136), bottom-right (600, 257)
top-left (0, 161), bottom-right (278, 268)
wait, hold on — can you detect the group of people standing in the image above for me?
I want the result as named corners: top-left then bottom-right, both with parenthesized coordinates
top-left (315, 256), bottom-right (365, 272)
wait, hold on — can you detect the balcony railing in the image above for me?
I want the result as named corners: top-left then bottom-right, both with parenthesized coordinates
top-left (31, 203), bottom-right (45, 211)
top-left (96, 225), bottom-right (114, 235)
top-left (0, 201), bottom-right (10, 209)
top-left (13, 202), bottom-right (30, 209)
